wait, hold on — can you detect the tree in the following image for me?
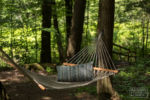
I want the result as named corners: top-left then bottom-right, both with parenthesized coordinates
top-left (52, 0), bottom-right (64, 62)
top-left (146, 19), bottom-right (149, 51)
top-left (40, 0), bottom-right (52, 63)
top-left (97, 0), bottom-right (120, 99)
top-left (65, 0), bottom-right (73, 47)
top-left (67, 0), bottom-right (86, 58)
top-left (141, 18), bottom-right (145, 57)
top-left (10, 0), bottom-right (15, 58)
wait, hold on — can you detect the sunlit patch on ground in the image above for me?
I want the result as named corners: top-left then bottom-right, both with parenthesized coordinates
top-left (75, 92), bottom-right (97, 100)
top-left (0, 69), bottom-right (28, 84)
top-left (41, 96), bottom-right (52, 100)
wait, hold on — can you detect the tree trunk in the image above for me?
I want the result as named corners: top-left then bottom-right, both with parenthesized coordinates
top-left (67, 0), bottom-right (86, 58)
top-left (142, 19), bottom-right (145, 57)
top-left (0, 0), bottom-right (3, 47)
top-left (65, 0), bottom-right (73, 48)
top-left (32, 14), bottom-right (38, 62)
top-left (10, 0), bottom-right (14, 58)
top-left (52, 0), bottom-right (64, 62)
top-left (41, 0), bottom-right (52, 63)
top-left (25, 14), bottom-right (29, 63)
top-left (0, 28), bottom-right (2, 47)
top-left (146, 19), bottom-right (149, 52)
top-left (97, 0), bottom-right (120, 100)
top-left (97, 0), bottom-right (114, 55)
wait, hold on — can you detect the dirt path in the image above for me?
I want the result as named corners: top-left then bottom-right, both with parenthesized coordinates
top-left (0, 69), bottom-right (97, 100)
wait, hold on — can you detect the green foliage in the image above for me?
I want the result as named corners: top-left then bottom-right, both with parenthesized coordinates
top-left (0, 0), bottom-right (149, 100)
top-left (75, 85), bottom-right (97, 95)
top-left (0, 0), bottom-right (150, 65)
top-left (113, 57), bottom-right (150, 99)
top-left (72, 57), bottom-right (150, 99)
top-left (46, 67), bottom-right (54, 73)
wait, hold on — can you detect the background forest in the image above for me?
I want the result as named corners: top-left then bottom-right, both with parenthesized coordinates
top-left (0, 0), bottom-right (150, 100)
top-left (0, 0), bottom-right (149, 64)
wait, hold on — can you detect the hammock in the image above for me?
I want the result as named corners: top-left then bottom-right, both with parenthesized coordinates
top-left (0, 34), bottom-right (118, 90)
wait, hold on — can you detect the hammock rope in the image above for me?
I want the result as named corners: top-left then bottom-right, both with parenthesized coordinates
top-left (0, 33), bottom-right (118, 90)
top-left (64, 34), bottom-right (117, 69)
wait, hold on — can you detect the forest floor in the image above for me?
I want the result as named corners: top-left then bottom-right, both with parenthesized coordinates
top-left (0, 69), bottom-right (97, 100)
top-left (1, 59), bottom-right (150, 100)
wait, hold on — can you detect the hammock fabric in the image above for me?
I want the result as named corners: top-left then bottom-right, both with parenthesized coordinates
top-left (0, 34), bottom-right (118, 90)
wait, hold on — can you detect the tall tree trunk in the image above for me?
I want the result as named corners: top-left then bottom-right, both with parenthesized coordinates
top-left (52, 0), bottom-right (64, 62)
top-left (142, 19), bottom-right (145, 57)
top-left (97, 0), bottom-right (114, 56)
top-left (41, 0), bottom-right (52, 63)
top-left (25, 13), bottom-right (29, 63)
top-left (67, 0), bottom-right (86, 58)
top-left (0, 0), bottom-right (3, 48)
top-left (10, 0), bottom-right (14, 58)
top-left (0, 28), bottom-right (2, 47)
top-left (85, 0), bottom-right (90, 45)
top-left (97, 0), bottom-right (120, 100)
top-left (65, 0), bottom-right (73, 48)
top-left (146, 19), bottom-right (149, 52)
top-left (32, 14), bottom-right (38, 62)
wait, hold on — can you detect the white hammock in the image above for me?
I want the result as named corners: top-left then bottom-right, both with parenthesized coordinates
top-left (0, 34), bottom-right (118, 90)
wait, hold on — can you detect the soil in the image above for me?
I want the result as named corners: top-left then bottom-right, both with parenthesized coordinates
top-left (0, 69), bottom-right (97, 100)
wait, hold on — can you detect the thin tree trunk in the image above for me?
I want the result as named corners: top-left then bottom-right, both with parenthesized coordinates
top-left (52, 0), bottom-right (64, 62)
top-left (142, 19), bottom-right (145, 57)
top-left (41, 0), bottom-right (52, 63)
top-left (0, 28), bottom-right (2, 42)
top-left (10, 0), bottom-right (14, 58)
top-left (67, 0), bottom-right (86, 58)
top-left (0, 0), bottom-right (3, 48)
top-left (25, 13), bottom-right (29, 63)
top-left (97, 0), bottom-right (120, 100)
top-left (85, 0), bottom-right (90, 45)
top-left (33, 15), bottom-right (38, 62)
top-left (146, 19), bottom-right (149, 52)
top-left (65, 0), bottom-right (73, 48)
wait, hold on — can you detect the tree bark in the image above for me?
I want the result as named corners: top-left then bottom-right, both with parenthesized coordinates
top-left (146, 19), bottom-right (149, 52)
top-left (52, 0), bottom-right (64, 62)
top-left (67, 0), bottom-right (86, 58)
top-left (65, 0), bottom-right (73, 47)
top-left (10, 0), bottom-right (14, 58)
top-left (142, 19), bottom-right (145, 57)
top-left (41, 0), bottom-right (52, 63)
top-left (97, 0), bottom-right (114, 56)
top-left (97, 0), bottom-right (120, 100)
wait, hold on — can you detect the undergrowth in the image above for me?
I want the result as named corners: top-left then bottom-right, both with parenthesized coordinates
top-left (113, 57), bottom-right (150, 100)
top-left (75, 57), bottom-right (150, 100)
